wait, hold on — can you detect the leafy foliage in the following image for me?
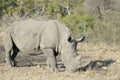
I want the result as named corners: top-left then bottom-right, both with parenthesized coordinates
top-left (61, 13), bottom-right (95, 37)
top-left (0, 0), bottom-right (95, 38)
top-left (2, 0), bottom-right (120, 45)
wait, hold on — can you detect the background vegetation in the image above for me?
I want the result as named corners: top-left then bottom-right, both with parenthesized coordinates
top-left (0, 0), bottom-right (120, 46)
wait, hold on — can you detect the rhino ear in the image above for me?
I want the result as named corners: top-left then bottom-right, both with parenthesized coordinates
top-left (68, 36), bottom-right (72, 42)
top-left (76, 35), bottom-right (85, 42)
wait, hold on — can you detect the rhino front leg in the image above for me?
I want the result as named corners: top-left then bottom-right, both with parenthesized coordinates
top-left (43, 48), bottom-right (58, 72)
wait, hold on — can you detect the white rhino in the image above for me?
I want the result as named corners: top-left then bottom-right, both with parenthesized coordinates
top-left (3, 19), bottom-right (85, 72)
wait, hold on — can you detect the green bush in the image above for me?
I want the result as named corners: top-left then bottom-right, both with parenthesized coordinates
top-left (60, 13), bottom-right (95, 38)
top-left (46, 0), bottom-right (60, 18)
top-left (89, 11), bottom-right (120, 45)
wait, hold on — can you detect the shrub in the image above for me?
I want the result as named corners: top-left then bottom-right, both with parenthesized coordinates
top-left (60, 13), bottom-right (95, 38)
top-left (89, 11), bottom-right (120, 45)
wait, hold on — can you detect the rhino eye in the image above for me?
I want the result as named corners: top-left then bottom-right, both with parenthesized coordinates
top-left (68, 36), bottom-right (72, 42)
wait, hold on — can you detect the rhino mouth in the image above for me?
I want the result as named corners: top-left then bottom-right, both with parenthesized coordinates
top-left (68, 55), bottom-right (91, 72)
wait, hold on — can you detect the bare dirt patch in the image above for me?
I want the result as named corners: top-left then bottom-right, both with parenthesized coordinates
top-left (0, 43), bottom-right (120, 80)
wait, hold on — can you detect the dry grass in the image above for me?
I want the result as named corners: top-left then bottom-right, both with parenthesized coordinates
top-left (0, 43), bottom-right (120, 80)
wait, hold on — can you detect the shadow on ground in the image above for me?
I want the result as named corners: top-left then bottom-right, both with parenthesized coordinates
top-left (0, 44), bottom-right (116, 73)
top-left (80, 59), bottom-right (115, 71)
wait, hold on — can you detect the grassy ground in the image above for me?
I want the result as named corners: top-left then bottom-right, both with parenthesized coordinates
top-left (0, 42), bottom-right (120, 80)
top-left (0, 12), bottom-right (120, 80)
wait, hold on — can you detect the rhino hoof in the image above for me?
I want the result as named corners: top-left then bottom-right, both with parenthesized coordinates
top-left (47, 68), bottom-right (59, 73)
top-left (5, 63), bottom-right (13, 67)
top-left (5, 61), bottom-right (15, 67)
top-left (53, 68), bottom-right (59, 72)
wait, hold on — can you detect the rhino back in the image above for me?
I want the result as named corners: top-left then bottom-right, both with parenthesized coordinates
top-left (40, 20), bottom-right (61, 50)
top-left (10, 19), bottom-right (47, 52)
top-left (9, 19), bottom-right (61, 52)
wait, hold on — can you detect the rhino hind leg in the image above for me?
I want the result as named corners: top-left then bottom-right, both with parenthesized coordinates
top-left (4, 29), bottom-right (19, 67)
top-left (43, 48), bottom-right (58, 72)
top-left (5, 41), bottom-right (19, 67)
top-left (5, 49), bottom-right (14, 67)
top-left (11, 42), bottom-right (19, 66)
top-left (3, 30), bottom-right (12, 67)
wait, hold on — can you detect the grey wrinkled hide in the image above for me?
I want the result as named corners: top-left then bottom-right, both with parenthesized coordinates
top-left (3, 19), bottom-right (84, 72)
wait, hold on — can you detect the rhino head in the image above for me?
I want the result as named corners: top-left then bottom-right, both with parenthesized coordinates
top-left (60, 35), bottom-right (86, 72)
